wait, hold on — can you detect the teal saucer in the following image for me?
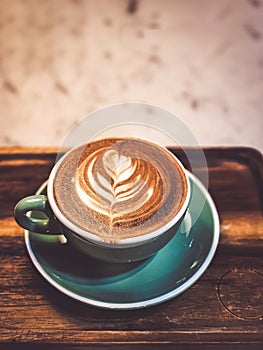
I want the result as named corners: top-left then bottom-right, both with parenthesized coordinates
top-left (24, 172), bottom-right (220, 309)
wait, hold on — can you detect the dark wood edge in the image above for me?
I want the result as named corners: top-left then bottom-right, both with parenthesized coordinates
top-left (0, 146), bottom-right (59, 153)
top-left (1, 344), bottom-right (262, 350)
top-left (206, 147), bottom-right (263, 205)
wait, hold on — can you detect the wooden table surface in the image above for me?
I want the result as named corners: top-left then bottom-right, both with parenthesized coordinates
top-left (0, 146), bottom-right (262, 349)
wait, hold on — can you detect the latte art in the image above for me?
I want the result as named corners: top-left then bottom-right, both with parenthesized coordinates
top-left (53, 138), bottom-right (188, 242)
top-left (75, 146), bottom-right (163, 227)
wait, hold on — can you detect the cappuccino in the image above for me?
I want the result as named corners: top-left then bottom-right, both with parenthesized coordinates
top-left (53, 138), bottom-right (187, 242)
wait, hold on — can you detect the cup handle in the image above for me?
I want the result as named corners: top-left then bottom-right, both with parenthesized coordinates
top-left (14, 195), bottom-right (60, 234)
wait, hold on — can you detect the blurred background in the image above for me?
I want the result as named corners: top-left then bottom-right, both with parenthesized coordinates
top-left (0, 0), bottom-right (262, 150)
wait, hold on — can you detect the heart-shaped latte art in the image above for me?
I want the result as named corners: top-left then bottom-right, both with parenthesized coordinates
top-left (75, 145), bottom-right (163, 228)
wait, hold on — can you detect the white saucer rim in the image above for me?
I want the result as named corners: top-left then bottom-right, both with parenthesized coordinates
top-left (24, 171), bottom-right (220, 310)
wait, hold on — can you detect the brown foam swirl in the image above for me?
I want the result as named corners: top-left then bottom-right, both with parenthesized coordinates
top-left (75, 143), bottom-right (163, 228)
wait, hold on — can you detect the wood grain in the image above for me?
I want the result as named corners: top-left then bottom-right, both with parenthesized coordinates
top-left (0, 147), bottom-right (262, 349)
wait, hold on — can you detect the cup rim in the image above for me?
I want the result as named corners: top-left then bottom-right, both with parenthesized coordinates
top-left (47, 141), bottom-right (191, 248)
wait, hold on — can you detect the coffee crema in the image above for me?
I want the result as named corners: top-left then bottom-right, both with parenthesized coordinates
top-left (53, 138), bottom-right (188, 242)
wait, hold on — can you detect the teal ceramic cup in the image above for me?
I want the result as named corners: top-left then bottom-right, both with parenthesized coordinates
top-left (14, 143), bottom-right (191, 263)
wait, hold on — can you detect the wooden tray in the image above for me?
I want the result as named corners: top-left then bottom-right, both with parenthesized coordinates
top-left (0, 147), bottom-right (262, 349)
